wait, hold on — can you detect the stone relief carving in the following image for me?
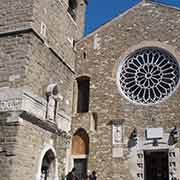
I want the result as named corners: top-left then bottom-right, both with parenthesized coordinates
top-left (169, 126), bottom-right (179, 145)
top-left (46, 83), bottom-right (59, 121)
top-left (0, 98), bottom-right (22, 111)
top-left (112, 123), bottom-right (122, 145)
top-left (47, 96), bottom-right (56, 120)
top-left (169, 149), bottom-right (177, 178)
top-left (0, 88), bottom-right (70, 132)
top-left (137, 151), bottom-right (144, 180)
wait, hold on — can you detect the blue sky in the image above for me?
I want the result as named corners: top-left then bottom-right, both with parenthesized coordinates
top-left (85, 0), bottom-right (180, 35)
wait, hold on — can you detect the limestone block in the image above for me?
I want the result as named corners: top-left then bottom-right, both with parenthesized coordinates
top-left (112, 147), bottom-right (123, 158)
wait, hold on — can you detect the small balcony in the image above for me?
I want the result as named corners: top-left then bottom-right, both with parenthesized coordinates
top-left (0, 88), bottom-right (71, 132)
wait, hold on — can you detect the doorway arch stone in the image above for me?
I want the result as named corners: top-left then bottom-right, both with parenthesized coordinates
top-left (71, 128), bottom-right (89, 180)
top-left (35, 144), bottom-right (58, 180)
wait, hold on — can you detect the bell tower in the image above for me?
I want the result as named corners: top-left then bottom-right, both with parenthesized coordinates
top-left (0, 0), bottom-right (87, 180)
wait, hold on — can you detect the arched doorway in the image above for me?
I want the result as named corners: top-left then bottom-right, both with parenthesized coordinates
top-left (72, 128), bottom-right (89, 180)
top-left (36, 145), bottom-right (58, 180)
top-left (40, 150), bottom-right (56, 180)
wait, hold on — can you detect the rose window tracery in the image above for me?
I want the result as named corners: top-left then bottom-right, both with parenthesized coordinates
top-left (118, 47), bottom-right (179, 104)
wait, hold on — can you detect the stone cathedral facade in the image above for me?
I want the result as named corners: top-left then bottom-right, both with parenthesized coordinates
top-left (1, 0), bottom-right (180, 180)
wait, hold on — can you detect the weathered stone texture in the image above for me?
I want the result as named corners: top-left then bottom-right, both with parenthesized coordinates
top-left (0, 0), bottom-right (86, 115)
top-left (32, 0), bottom-right (86, 69)
top-left (0, 31), bottom-right (74, 116)
top-left (0, 32), bottom-right (31, 88)
top-left (33, 0), bottom-right (74, 69)
top-left (25, 32), bottom-right (74, 115)
top-left (10, 117), bottom-right (66, 180)
top-left (0, 0), bottom-right (86, 70)
top-left (0, 111), bottom-right (68, 180)
top-left (0, 113), bottom-right (19, 180)
top-left (0, 0), bottom-right (33, 33)
top-left (0, 0), bottom-right (86, 179)
top-left (74, 2), bottom-right (180, 179)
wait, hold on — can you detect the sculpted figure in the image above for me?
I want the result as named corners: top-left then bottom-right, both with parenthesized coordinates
top-left (113, 123), bottom-right (122, 144)
top-left (46, 83), bottom-right (59, 121)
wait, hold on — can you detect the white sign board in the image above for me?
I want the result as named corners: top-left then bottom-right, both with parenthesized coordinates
top-left (146, 128), bottom-right (163, 139)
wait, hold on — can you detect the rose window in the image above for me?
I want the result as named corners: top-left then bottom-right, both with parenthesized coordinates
top-left (117, 47), bottom-right (179, 104)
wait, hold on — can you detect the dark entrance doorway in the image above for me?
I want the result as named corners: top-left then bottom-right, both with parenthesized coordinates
top-left (144, 151), bottom-right (169, 180)
top-left (74, 159), bottom-right (87, 180)
top-left (40, 149), bottom-right (56, 180)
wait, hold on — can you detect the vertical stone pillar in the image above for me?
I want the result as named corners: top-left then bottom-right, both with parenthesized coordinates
top-left (137, 150), bottom-right (144, 180)
top-left (169, 148), bottom-right (177, 179)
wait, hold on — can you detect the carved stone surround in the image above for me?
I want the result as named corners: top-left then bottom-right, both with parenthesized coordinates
top-left (0, 87), bottom-right (71, 132)
top-left (128, 132), bottom-right (180, 180)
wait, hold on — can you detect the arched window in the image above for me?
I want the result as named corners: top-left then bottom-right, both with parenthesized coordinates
top-left (117, 47), bottom-right (179, 105)
top-left (76, 76), bottom-right (90, 113)
top-left (72, 128), bottom-right (89, 155)
top-left (68, 0), bottom-right (77, 20)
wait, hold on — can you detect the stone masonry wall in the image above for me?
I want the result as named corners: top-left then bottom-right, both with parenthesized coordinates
top-left (0, 0), bottom-right (86, 179)
top-left (0, 113), bottom-right (19, 180)
top-left (32, 0), bottom-right (86, 69)
top-left (0, 32), bottom-right (31, 88)
top-left (0, 0), bottom-right (86, 70)
top-left (0, 31), bottom-right (74, 116)
top-left (60, 0), bottom-right (86, 34)
top-left (0, 0), bottom-right (86, 114)
top-left (75, 2), bottom-right (180, 180)
top-left (13, 119), bottom-right (66, 180)
top-left (32, 0), bottom-right (75, 69)
top-left (0, 113), bottom-right (67, 180)
top-left (0, 0), bottom-right (33, 33)
top-left (25, 32), bottom-right (74, 116)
